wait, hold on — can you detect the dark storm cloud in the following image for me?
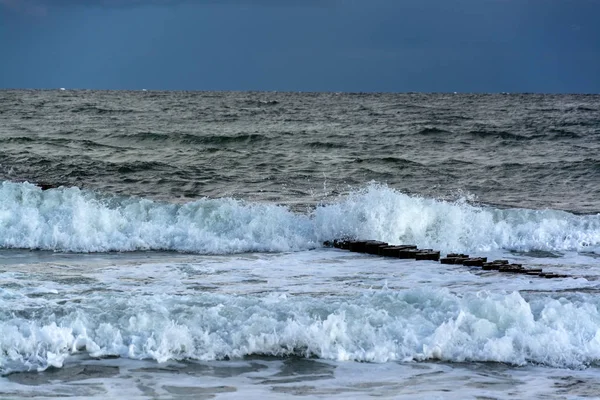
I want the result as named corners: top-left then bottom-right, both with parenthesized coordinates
top-left (1, 0), bottom-right (598, 92)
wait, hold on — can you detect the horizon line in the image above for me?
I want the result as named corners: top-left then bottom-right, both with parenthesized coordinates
top-left (1, 88), bottom-right (599, 96)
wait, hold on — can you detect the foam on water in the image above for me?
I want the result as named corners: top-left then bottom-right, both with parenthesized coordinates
top-left (1, 181), bottom-right (599, 254)
top-left (314, 185), bottom-right (600, 253)
top-left (2, 288), bottom-right (600, 374)
top-left (0, 181), bottom-right (314, 253)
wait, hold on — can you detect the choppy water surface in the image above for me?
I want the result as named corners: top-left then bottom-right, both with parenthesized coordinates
top-left (1, 90), bottom-right (600, 399)
top-left (1, 90), bottom-right (599, 212)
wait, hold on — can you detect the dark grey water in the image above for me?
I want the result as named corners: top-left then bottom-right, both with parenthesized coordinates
top-left (1, 90), bottom-right (599, 213)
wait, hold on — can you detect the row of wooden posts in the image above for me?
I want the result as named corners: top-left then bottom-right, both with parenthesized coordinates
top-left (324, 239), bottom-right (570, 279)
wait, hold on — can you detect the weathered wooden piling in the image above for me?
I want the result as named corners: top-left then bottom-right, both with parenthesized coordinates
top-left (523, 269), bottom-right (544, 276)
top-left (364, 241), bottom-right (388, 254)
top-left (415, 250), bottom-right (441, 261)
top-left (380, 245), bottom-right (417, 257)
top-left (398, 249), bottom-right (421, 259)
top-left (482, 263), bottom-right (499, 271)
top-left (37, 183), bottom-right (58, 191)
top-left (526, 268), bottom-right (543, 274)
top-left (349, 240), bottom-right (367, 252)
top-left (380, 246), bottom-right (401, 257)
top-left (498, 264), bottom-right (524, 273)
top-left (329, 239), bottom-right (351, 249)
top-left (540, 272), bottom-right (568, 278)
top-left (440, 255), bottom-right (469, 264)
top-left (323, 239), bottom-right (570, 279)
top-left (462, 258), bottom-right (486, 267)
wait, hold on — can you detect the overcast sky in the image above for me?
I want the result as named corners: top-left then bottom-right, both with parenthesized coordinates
top-left (1, 0), bottom-right (599, 93)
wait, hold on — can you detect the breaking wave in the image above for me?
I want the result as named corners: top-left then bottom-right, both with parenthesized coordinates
top-left (1, 181), bottom-right (599, 254)
top-left (2, 289), bottom-right (600, 373)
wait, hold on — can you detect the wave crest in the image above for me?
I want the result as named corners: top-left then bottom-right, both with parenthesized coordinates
top-left (0, 181), bottom-right (598, 253)
top-left (2, 290), bottom-right (600, 372)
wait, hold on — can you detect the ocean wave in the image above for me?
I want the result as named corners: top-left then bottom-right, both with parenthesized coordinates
top-left (1, 289), bottom-right (599, 372)
top-left (123, 131), bottom-right (267, 145)
top-left (0, 181), bottom-right (314, 253)
top-left (70, 105), bottom-right (137, 114)
top-left (415, 127), bottom-right (450, 135)
top-left (0, 181), bottom-right (599, 254)
top-left (465, 130), bottom-right (535, 141)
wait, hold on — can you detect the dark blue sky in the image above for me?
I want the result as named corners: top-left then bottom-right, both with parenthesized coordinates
top-left (1, 0), bottom-right (599, 93)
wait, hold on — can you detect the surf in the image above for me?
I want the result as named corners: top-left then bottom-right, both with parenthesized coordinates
top-left (1, 181), bottom-right (599, 254)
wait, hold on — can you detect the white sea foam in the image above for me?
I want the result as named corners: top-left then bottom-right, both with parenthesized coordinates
top-left (0, 181), bottom-right (314, 253)
top-left (313, 184), bottom-right (600, 253)
top-left (2, 289), bottom-right (600, 373)
top-left (1, 181), bottom-right (599, 253)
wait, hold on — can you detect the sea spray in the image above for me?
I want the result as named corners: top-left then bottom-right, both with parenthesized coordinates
top-left (2, 288), bottom-right (600, 373)
top-left (1, 181), bottom-right (599, 254)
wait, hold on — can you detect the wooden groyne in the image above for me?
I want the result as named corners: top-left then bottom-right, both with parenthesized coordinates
top-left (323, 239), bottom-right (570, 279)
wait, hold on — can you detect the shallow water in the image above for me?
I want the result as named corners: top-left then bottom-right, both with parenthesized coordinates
top-left (1, 90), bottom-right (600, 399)
top-left (5, 356), bottom-right (600, 399)
top-left (1, 248), bottom-right (600, 399)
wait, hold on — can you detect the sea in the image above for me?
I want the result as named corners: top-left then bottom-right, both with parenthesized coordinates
top-left (0, 89), bottom-right (599, 399)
